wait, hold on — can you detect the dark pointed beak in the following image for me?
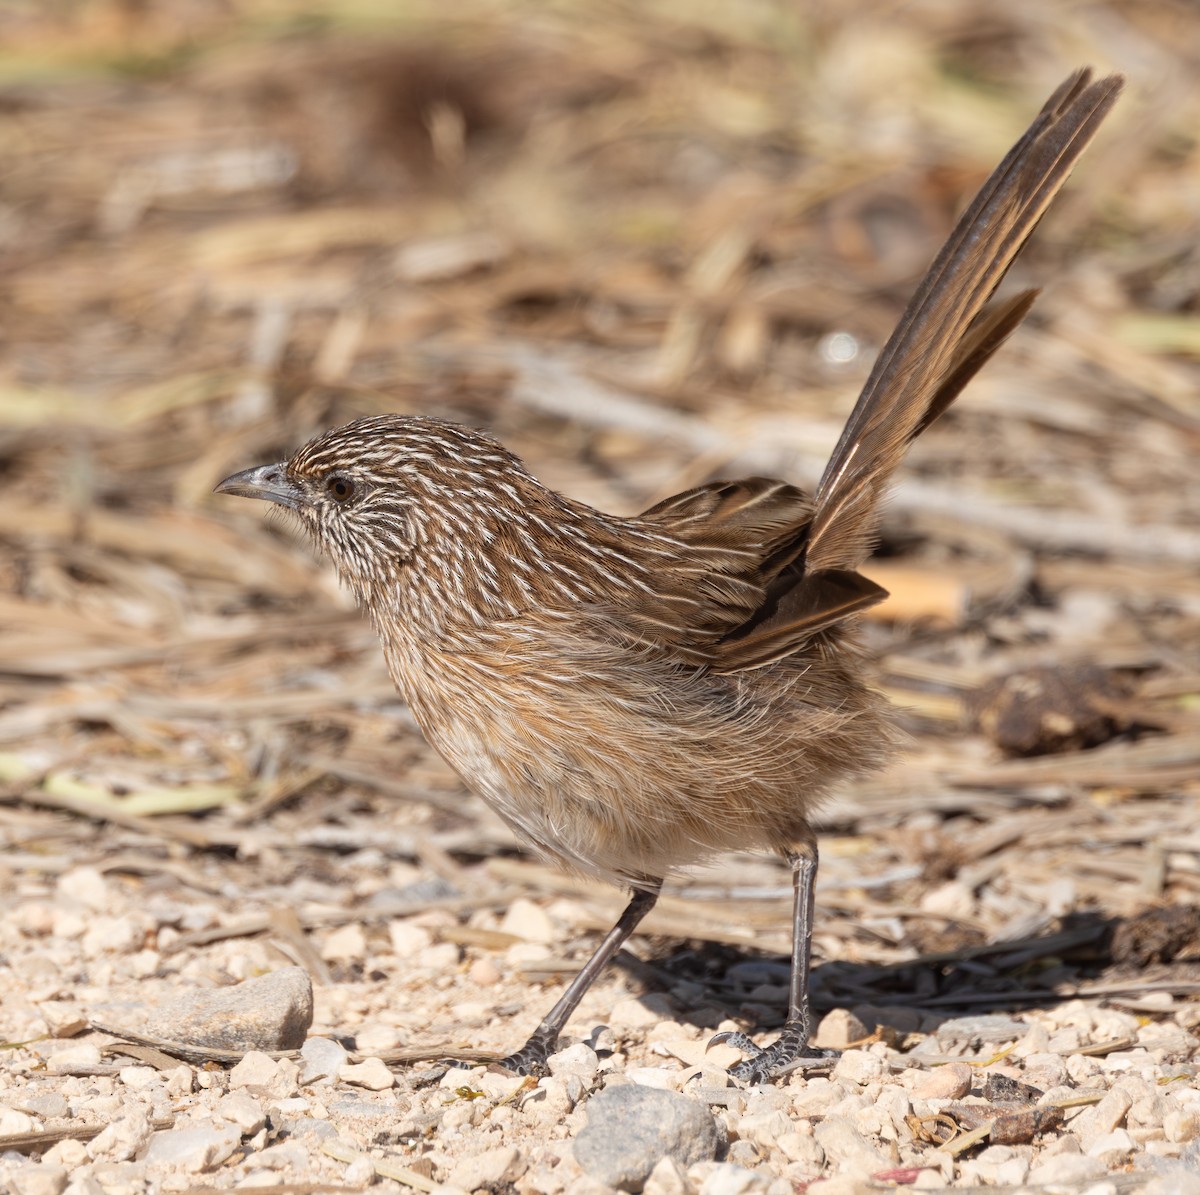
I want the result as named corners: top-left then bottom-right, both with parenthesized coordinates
top-left (214, 463), bottom-right (304, 512)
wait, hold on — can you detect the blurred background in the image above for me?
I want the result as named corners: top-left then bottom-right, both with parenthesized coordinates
top-left (1, 0), bottom-right (1199, 1049)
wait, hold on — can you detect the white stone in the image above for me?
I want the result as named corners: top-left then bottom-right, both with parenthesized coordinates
top-left (5, 1163), bottom-right (69, 1195)
top-left (1027, 1154), bottom-right (1107, 1185)
top-left (643, 1155), bottom-right (689, 1195)
top-left (299, 1036), bottom-right (348, 1085)
top-left (812, 1117), bottom-right (891, 1172)
top-left (320, 922), bottom-right (367, 963)
top-left (609, 997), bottom-right (665, 1029)
top-left (228, 1052), bottom-right (299, 1099)
top-left (387, 921), bottom-right (433, 957)
top-left (918, 880), bottom-right (974, 918)
top-left (37, 1001), bottom-right (87, 1039)
top-left (959, 1145), bottom-right (1030, 1187)
top-left (625, 1067), bottom-right (679, 1090)
top-left (142, 1123), bottom-right (241, 1172)
top-left (776, 1130), bottom-right (824, 1170)
top-left (832, 1049), bottom-right (885, 1086)
top-left (447, 1145), bottom-right (525, 1190)
top-left (0, 1107), bottom-right (38, 1134)
top-left (42, 1140), bottom-right (88, 1170)
top-left (910, 1064), bottom-right (971, 1101)
top-left (81, 915), bottom-right (142, 957)
top-left (696, 1162), bottom-right (771, 1195)
top-left (738, 1109), bottom-right (792, 1150)
top-left (46, 1043), bottom-right (102, 1072)
top-left (216, 1089), bottom-right (266, 1135)
top-left (354, 1023), bottom-right (402, 1053)
top-left (417, 941), bottom-right (460, 969)
top-left (549, 1042), bottom-right (599, 1081)
top-left (87, 1107), bottom-right (154, 1162)
top-left (341, 1057), bottom-right (394, 1090)
top-left (1165, 1108), bottom-right (1200, 1143)
top-left (813, 1008), bottom-right (868, 1050)
top-left (499, 898), bottom-right (556, 943)
top-left (117, 1066), bottom-right (160, 1091)
top-left (1087, 1128), bottom-right (1135, 1166)
top-left (57, 866), bottom-right (111, 911)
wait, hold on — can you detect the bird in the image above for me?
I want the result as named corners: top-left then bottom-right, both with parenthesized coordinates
top-left (216, 69), bottom-right (1123, 1083)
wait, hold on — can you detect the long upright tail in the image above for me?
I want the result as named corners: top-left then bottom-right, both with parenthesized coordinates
top-left (803, 68), bottom-right (1123, 575)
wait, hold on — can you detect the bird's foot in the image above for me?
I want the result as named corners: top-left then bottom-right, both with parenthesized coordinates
top-left (443, 1031), bottom-right (557, 1078)
top-left (709, 1023), bottom-right (838, 1084)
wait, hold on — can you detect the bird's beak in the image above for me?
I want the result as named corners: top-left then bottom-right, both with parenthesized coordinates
top-left (214, 463), bottom-right (305, 512)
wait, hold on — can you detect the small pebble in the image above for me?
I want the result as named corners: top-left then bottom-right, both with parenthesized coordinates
top-left (447, 1145), bottom-right (526, 1190)
top-left (87, 1107), bottom-right (154, 1163)
top-left (216, 1089), bottom-right (266, 1135)
top-left (5, 1164), bottom-right (69, 1195)
top-left (832, 1049), bottom-right (884, 1086)
top-left (1026, 1153), bottom-right (1107, 1184)
top-left (549, 1042), bottom-right (599, 1081)
top-left (341, 1057), bottom-right (395, 1090)
top-left (500, 898), bottom-right (557, 943)
top-left (911, 1063), bottom-right (972, 1101)
top-left (388, 921), bottom-right (433, 957)
top-left (320, 923), bottom-right (367, 963)
top-left (141, 1124), bottom-right (241, 1172)
top-left (610, 996), bottom-right (673, 1029)
top-left (229, 1052), bottom-right (300, 1099)
top-left (1087, 1128), bottom-right (1135, 1165)
top-left (467, 956), bottom-right (502, 986)
top-left (0, 1107), bottom-right (39, 1135)
top-left (56, 866), bottom-right (111, 911)
top-left (46, 1043), bottom-right (102, 1072)
top-left (812, 1008), bottom-right (868, 1050)
top-left (299, 1036), bottom-right (349, 1085)
top-left (36, 1001), bottom-right (87, 1039)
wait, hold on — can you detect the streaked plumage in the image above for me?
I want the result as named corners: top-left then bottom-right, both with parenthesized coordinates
top-left (217, 70), bottom-right (1122, 1081)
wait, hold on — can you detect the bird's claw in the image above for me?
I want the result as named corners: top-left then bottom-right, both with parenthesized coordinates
top-left (707, 1025), bottom-right (838, 1084)
top-left (440, 1035), bottom-right (556, 1077)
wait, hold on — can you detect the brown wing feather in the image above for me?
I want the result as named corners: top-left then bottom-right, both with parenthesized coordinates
top-left (613, 479), bottom-right (815, 656)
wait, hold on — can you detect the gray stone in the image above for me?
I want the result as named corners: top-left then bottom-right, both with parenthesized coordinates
top-left (9, 1090), bottom-right (70, 1120)
top-left (299, 1035), bottom-right (348, 1085)
top-left (112, 966), bottom-right (312, 1052)
top-left (935, 1015), bottom-right (1027, 1047)
top-left (142, 1124), bottom-right (241, 1172)
top-left (573, 1085), bottom-right (719, 1192)
top-left (270, 1115), bottom-right (339, 1142)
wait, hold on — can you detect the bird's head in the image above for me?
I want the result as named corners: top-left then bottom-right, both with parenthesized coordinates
top-left (215, 414), bottom-right (531, 607)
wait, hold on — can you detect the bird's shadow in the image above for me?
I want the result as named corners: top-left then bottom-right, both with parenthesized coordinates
top-left (614, 906), bottom-right (1200, 1039)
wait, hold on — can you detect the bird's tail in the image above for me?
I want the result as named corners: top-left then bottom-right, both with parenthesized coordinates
top-left (802, 68), bottom-right (1124, 575)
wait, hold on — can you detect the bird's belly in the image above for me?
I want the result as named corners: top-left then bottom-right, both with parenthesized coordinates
top-left (381, 631), bottom-right (887, 884)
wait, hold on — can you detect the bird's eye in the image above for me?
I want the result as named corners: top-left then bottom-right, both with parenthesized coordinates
top-left (325, 473), bottom-right (356, 502)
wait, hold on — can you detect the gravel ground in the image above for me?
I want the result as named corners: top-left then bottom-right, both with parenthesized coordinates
top-left (2, 861), bottom-right (1199, 1194)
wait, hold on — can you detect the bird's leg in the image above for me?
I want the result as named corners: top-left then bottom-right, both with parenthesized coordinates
top-left (711, 833), bottom-right (835, 1083)
top-left (456, 880), bottom-right (662, 1076)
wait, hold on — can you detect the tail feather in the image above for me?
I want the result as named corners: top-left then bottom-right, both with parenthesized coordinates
top-left (802, 69), bottom-right (1123, 575)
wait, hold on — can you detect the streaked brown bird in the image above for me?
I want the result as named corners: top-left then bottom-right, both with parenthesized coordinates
top-left (217, 70), bottom-right (1122, 1082)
